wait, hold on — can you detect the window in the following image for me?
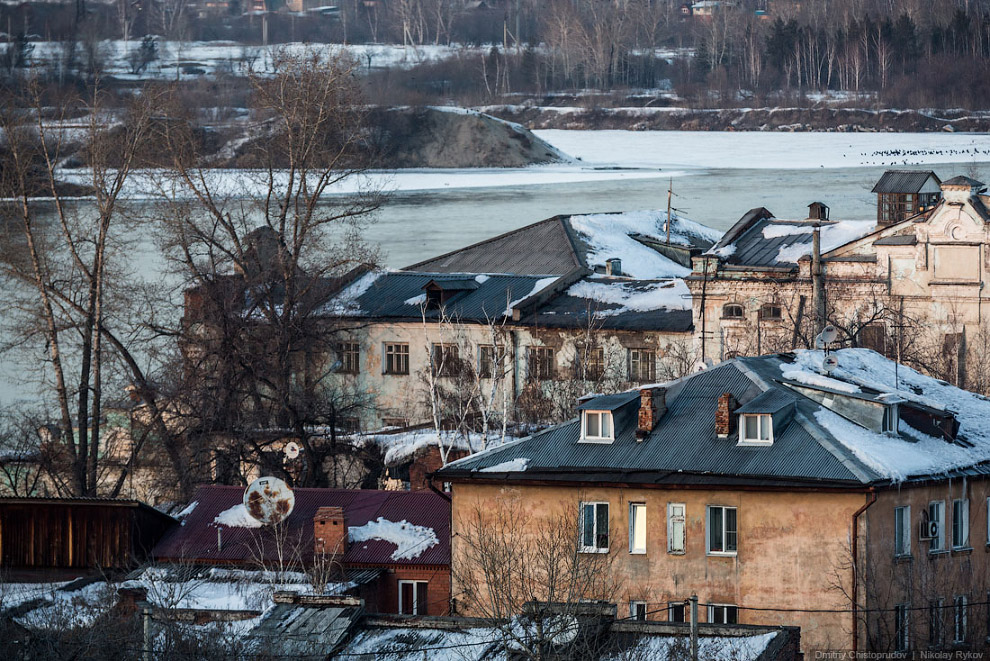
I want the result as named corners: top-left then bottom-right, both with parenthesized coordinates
top-left (629, 503), bottom-right (646, 554)
top-left (894, 506), bottom-right (911, 557)
top-left (384, 343), bottom-right (410, 375)
top-left (337, 417), bottom-right (360, 433)
top-left (578, 347), bottom-right (605, 381)
top-left (629, 348), bottom-right (656, 382)
top-left (953, 499), bottom-right (970, 549)
top-left (895, 603), bottom-right (910, 652)
top-left (707, 505), bottom-right (737, 555)
top-left (739, 414), bottom-right (772, 445)
top-left (478, 345), bottom-right (499, 379)
top-left (398, 580), bottom-right (428, 615)
top-left (580, 502), bottom-right (609, 553)
top-left (930, 501), bottom-right (946, 552)
top-left (954, 595), bottom-right (968, 643)
top-left (929, 599), bottom-right (944, 648)
top-left (337, 342), bottom-right (360, 374)
top-left (760, 304), bottom-right (782, 321)
top-left (722, 304), bottom-right (744, 319)
top-left (630, 601), bottom-right (647, 621)
top-left (431, 344), bottom-right (459, 377)
top-left (667, 503), bottom-right (686, 554)
top-left (581, 411), bottom-right (614, 442)
top-left (667, 602), bottom-right (686, 623)
top-left (708, 605), bottom-right (738, 624)
top-left (382, 417), bottom-right (409, 429)
top-left (528, 346), bottom-right (555, 380)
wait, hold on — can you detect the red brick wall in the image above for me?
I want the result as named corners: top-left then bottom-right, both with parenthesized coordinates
top-left (409, 446), bottom-right (467, 491)
top-left (370, 565), bottom-right (451, 616)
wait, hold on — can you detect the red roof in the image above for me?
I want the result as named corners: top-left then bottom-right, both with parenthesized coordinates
top-left (152, 486), bottom-right (449, 567)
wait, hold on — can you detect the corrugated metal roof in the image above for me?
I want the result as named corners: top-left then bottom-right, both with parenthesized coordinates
top-left (874, 234), bottom-right (917, 246)
top-left (250, 603), bottom-right (361, 656)
top-left (871, 170), bottom-right (940, 194)
top-left (405, 216), bottom-right (582, 275)
top-left (577, 391), bottom-right (641, 411)
top-left (736, 389), bottom-right (796, 414)
top-left (153, 487), bottom-right (449, 567)
top-left (942, 175), bottom-right (984, 188)
top-left (439, 358), bottom-right (883, 486)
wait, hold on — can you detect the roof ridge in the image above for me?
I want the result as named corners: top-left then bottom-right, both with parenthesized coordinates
top-left (791, 410), bottom-right (876, 483)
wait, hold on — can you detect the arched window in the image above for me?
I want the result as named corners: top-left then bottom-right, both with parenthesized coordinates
top-left (722, 304), bottom-right (744, 319)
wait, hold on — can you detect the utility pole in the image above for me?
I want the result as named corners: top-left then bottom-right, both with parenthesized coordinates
top-left (666, 178), bottom-right (673, 245)
top-left (141, 604), bottom-right (152, 661)
top-left (689, 594), bottom-right (699, 661)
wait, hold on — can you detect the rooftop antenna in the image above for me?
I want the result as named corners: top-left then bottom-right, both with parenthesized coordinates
top-left (243, 476), bottom-right (295, 527)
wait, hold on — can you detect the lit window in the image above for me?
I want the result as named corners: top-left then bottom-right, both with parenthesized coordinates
top-left (582, 410), bottom-right (614, 442)
top-left (739, 414), bottom-right (772, 444)
top-left (629, 503), bottom-right (646, 554)
top-left (895, 603), bottom-right (910, 651)
top-left (953, 499), bottom-right (969, 549)
top-left (707, 505), bottom-right (737, 555)
top-left (668, 503), bottom-right (686, 554)
top-left (708, 605), bottom-right (738, 624)
top-left (894, 506), bottom-right (911, 557)
top-left (398, 580), bottom-right (428, 615)
top-left (954, 595), bottom-right (968, 643)
top-left (630, 601), bottom-right (647, 621)
top-left (929, 501), bottom-right (946, 552)
top-left (580, 502), bottom-right (609, 553)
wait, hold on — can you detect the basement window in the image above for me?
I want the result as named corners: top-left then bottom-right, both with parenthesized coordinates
top-left (581, 410), bottom-right (614, 443)
top-left (739, 414), bottom-right (773, 445)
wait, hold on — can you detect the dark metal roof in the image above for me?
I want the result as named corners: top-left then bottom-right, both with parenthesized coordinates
top-left (576, 391), bottom-right (641, 411)
top-left (942, 175), bottom-right (985, 188)
top-left (153, 487), bottom-right (450, 567)
top-left (405, 216), bottom-right (581, 275)
top-left (250, 603), bottom-right (361, 656)
top-left (871, 170), bottom-right (940, 194)
top-left (427, 278), bottom-right (479, 291)
top-left (874, 234), bottom-right (917, 246)
top-left (736, 389), bottom-right (796, 414)
top-left (440, 358), bottom-right (883, 486)
top-left (0, 497), bottom-right (176, 523)
top-left (717, 219), bottom-right (813, 268)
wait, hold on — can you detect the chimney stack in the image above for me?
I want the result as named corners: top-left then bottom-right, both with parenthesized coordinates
top-left (606, 258), bottom-right (622, 277)
top-left (314, 506), bottom-right (347, 557)
top-left (715, 393), bottom-right (738, 438)
top-left (637, 387), bottom-right (667, 440)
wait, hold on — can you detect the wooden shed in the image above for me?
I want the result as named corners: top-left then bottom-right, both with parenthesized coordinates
top-left (0, 497), bottom-right (175, 572)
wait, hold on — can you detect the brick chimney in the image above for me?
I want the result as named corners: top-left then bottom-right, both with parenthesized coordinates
top-left (314, 506), bottom-right (347, 556)
top-left (716, 392), bottom-right (739, 438)
top-left (636, 387), bottom-right (667, 440)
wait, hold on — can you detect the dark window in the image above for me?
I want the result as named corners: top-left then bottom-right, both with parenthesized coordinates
top-left (760, 304), bottom-right (782, 321)
top-left (337, 342), bottom-right (360, 374)
top-left (708, 506), bottom-right (737, 554)
top-left (629, 349), bottom-right (656, 382)
top-left (954, 595), bottom-right (968, 643)
top-left (580, 502), bottom-right (609, 551)
top-left (337, 417), bottom-right (360, 433)
top-left (431, 344), bottom-right (459, 377)
top-left (478, 345), bottom-right (499, 379)
top-left (722, 304), bottom-right (744, 319)
top-left (399, 580), bottom-right (429, 615)
top-left (382, 417), bottom-right (408, 429)
top-left (630, 602), bottom-right (647, 621)
top-left (668, 602), bottom-right (686, 622)
top-left (384, 343), bottom-right (409, 375)
top-left (578, 347), bottom-right (605, 381)
top-left (708, 605), bottom-right (738, 624)
top-left (896, 603), bottom-right (910, 651)
top-left (930, 599), bottom-right (944, 648)
top-left (528, 347), bottom-right (555, 380)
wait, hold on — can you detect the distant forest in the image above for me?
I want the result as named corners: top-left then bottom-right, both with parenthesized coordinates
top-left (3, 0), bottom-right (990, 108)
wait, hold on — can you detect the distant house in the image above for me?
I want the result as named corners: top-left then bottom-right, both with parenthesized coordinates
top-left (437, 349), bottom-right (990, 652)
top-left (871, 169), bottom-right (941, 225)
top-left (152, 486), bottom-right (451, 616)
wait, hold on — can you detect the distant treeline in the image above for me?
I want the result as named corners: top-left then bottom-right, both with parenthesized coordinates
top-left (4, 0), bottom-right (990, 108)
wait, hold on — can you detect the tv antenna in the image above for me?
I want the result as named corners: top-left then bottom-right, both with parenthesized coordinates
top-left (244, 476), bottom-right (295, 526)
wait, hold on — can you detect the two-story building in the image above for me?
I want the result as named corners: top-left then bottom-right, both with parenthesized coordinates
top-left (437, 348), bottom-right (990, 653)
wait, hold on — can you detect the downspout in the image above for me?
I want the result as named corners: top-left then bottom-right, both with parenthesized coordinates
top-left (851, 489), bottom-right (877, 653)
top-left (510, 329), bottom-right (520, 403)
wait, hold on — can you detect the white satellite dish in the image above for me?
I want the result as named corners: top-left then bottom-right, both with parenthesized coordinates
top-left (815, 335), bottom-right (826, 350)
top-left (822, 355), bottom-right (839, 374)
top-left (283, 441), bottom-right (301, 460)
top-left (244, 476), bottom-right (295, 526)
top-left (820, 325), bottom-right (839, 345)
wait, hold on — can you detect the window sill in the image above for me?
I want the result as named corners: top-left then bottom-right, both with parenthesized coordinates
top-left (737, 440), bottom-right (773, 447)
top-left (629, 550), bottom-right (647, 556)
top-left (929, 549), bottom-right (950, 556)
top-left (579, 548), bottom-right (610, 554)
top-left (579, 437), bottom-right (615, 444)
top-left (707, 551), bottom-right (737, 558)
top-left (951, 547), bottom-right (973, 556)
top-left (667, 550), bottom-right (686, 556)
top-left (384, 372), bottom-right (409, 377)
top-left (893, 554), bottom-right (912, 564)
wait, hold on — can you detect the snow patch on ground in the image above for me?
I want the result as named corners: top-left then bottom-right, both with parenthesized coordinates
top-left (568, 279), bottom-right (690, 313)
top-left (480, 457), bottom-right (529, 472)
top-left (348, 518), bottom-right (439, 561)
top-left (214, 503), bottom-right (263, 529)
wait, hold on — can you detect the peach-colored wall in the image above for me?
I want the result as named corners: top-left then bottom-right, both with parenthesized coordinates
top-left (450, 481), bottom-right (867, 652)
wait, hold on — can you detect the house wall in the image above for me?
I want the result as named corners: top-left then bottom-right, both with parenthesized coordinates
top-left (863, 478), bottom-right (990, 652)
top-left (360, 565), bottom-right (451, 616)
top-left (449, 481), bottom-right (867, 653)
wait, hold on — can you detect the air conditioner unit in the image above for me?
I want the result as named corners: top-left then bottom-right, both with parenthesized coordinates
top-left (929, 521), bottom-right (940, 539)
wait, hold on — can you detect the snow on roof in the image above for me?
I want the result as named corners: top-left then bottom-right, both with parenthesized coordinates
top-left (604, 631), bottom-right (778, 661)
top-left (176, 500), bottom-right (198, 526)
top-left (506, 276), bottom-right (558, 315)
top-left (568, 210), bottom-right (705, 279)
top-left (479, 457), bottom-right (529, 472)
top-left (322, 270), bottom-right (382, 316)
top-left (775, 220), bottom-right (874, 263)
top-left (786, 349), bottom-right (990, 481)
top-left (567, 278), bottom-right (690, 313)
top-left (214, 503), bottom-right (263, 529)
top-left (348, 517), bottom-right (438, 561)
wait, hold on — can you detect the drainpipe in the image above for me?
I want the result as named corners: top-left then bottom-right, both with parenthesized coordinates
top-left (851, 489), bottom-right (877, 653)
top-left (510, 330), bottom-right (520, 403)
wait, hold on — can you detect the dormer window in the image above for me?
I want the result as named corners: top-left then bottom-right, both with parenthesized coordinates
top-left (739, 413), bottom-right (772, 445)
top-left (722, 304), bottom-right (744, 319)
top-left (582, 410), bottom-right (614, 443)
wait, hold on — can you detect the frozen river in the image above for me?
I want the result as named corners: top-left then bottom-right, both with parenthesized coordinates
top-left (5, 130), bottom-right (990, 404)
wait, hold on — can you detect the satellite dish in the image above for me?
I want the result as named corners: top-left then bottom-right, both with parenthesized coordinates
top-left (244, 476), bottom-right (295, 526)
top-left (820, 325), bottom-right (839, 345)
top-left (822, 355), bottom-right (839, 374)
top-left (815, 335), bottom-right (826, 350)
top-left (283, 441), bottom-right (301, 460)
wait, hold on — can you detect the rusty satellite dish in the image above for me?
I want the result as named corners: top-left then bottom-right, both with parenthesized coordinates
top-left (244, 476), bottom-right (295, 526)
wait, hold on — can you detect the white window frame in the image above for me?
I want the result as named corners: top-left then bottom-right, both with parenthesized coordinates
top-left (667, 503), bottom-right (686, 554)
top-left (953, 498), bottom-right (970, 549)
top-left (580, 410), bottom-right (615, 443)
top-left (629, 601), bottom-right (647, 621)
top-left (383, 342), bottom-right (410, 375)
top-left (706, 505), bottom-right (737, 556)
top-left (579, 501), bottom-right (610, 553)
top-left (895, 603), bottom-right (910, 652)
top-left (667, 601), bottom-right (686, 623)
top-left (894, 505), bottom-right (911, 557)
top-left (929, 500), bottom-right (946, 553)
top-left (738, 413), bottom-right (773, 446)
top-left (629, 503), bottom-right (647, 554)
top-left (707, 604), bottom-right (738, 624)
top-left (954, 595), bottom-right (968, 643)
top-left (398, 579), bottom-right (428, 615)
